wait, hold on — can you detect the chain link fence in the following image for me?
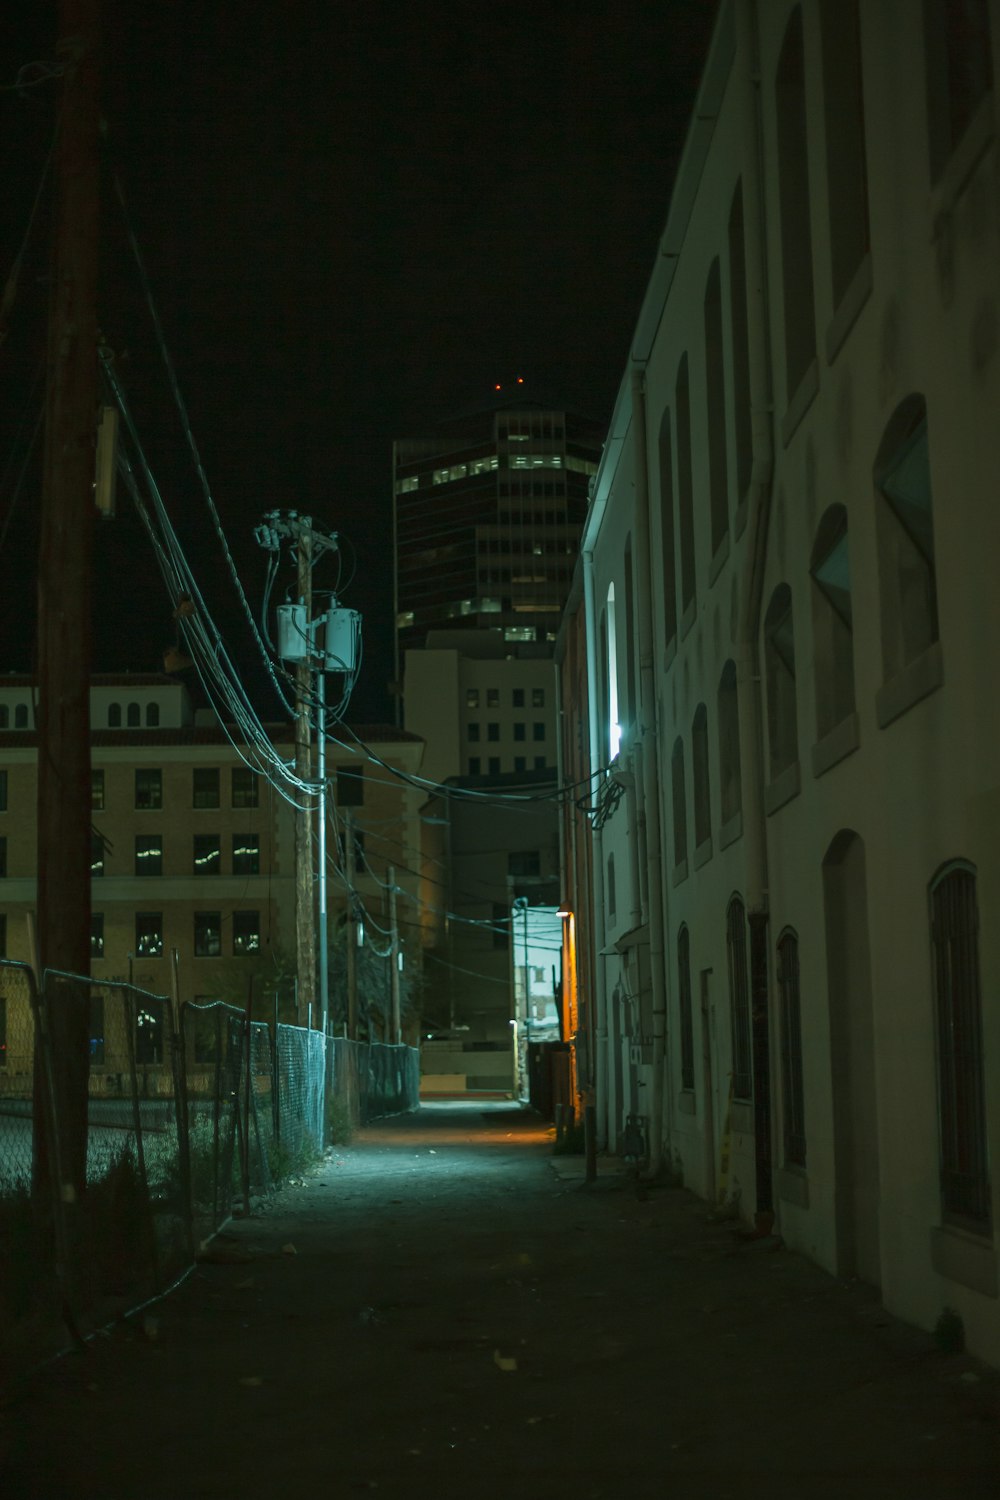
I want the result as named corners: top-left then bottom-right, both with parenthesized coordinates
top-left (327, 1037), bottom-right (421, 1133)
top-left (1, 967), bottom-right (418, 1382)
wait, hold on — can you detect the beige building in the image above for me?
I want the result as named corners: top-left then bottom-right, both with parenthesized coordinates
top-left (567, 0), bottom-right (1000, 1365)
top-left (0, 674), bottom-right (426, 1042)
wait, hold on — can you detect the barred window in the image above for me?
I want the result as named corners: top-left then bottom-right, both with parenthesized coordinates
top-left (726, 896), bottom-right (752, 1101)
top-left (233, 911), bottom-right (261, 956)
top-left (193, 768), bottom-right (220, 809)
top-left (778, 930), bottom-right (806, 1168)
top-left (232, 835), bottom-right (260, 876)
top-left (931, 863), bottom-right (990, 1230)
top-left (135, 911), bottom-right (163, 959)
top-left (232, 768), bottom-right (259, 808)
top-left (135, 769), bottom-right (162, 810)
top-left (194, 911), bottom-right (221, 958)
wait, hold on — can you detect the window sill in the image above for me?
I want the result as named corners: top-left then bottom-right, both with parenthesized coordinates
top-left (930, 1224), bottom-right (998, 1299)
top-left (680, 598), bottom-right (697, 643)
top-left (825, 252), bottom-right (873, 365)
top-left (708, 532), bottom-right (730, 587)
top-left (671, 858), bottom-right (689, 888)
top-left (875, 641), bottom-right (944, 729)
top-left (731, 1100), bottom-right (754, 1136)
top-left (811, 711), bottom-right (860, 779)
top-left (693, 836), bottom-right (713, 872)
top-left (930, 92), bottom-right (995, 228)
top-left (719, 809), bottom-right (743, 850)
top-left (678, 1089), bottom-right (696, 1116)
top-left (777, 1167), bottom-right (810, 1210)
top-left (780, 357), bottom-right (819, 449)
top-left (765, 759), bottom-right (801, 816)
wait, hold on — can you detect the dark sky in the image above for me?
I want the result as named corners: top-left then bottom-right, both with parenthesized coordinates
top-left (0, 0), bottom-right (716, 720)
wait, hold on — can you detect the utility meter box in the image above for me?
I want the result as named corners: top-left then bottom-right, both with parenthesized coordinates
top-left (276, 603), bottom-right (309, 662)
top-left (320, 608), bottom-right (361, 672)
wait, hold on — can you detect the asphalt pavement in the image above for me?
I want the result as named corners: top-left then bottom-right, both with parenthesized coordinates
top-left (2, 1101), bottom-right (998, 1499)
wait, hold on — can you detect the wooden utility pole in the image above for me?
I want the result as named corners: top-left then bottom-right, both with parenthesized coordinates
top-left (388, 865), bottom-right (401, 1044)
top-left (33, 0), bottom-right (100, 1208)
top-left (345, 811), bottom-right (358, 1039)
top-left (293, 519), bottom-right (316, 1026)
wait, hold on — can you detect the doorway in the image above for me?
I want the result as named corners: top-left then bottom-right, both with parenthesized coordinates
top-left (822, 830), bottom-right (881, 1286)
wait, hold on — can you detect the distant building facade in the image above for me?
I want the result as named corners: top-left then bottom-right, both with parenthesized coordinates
top-left (559, 0), bottom-right (1000, 1367)
top-left (0, 674), bottom-right (426, 1045)
top-left (392, 395), bottom-right (603, 671)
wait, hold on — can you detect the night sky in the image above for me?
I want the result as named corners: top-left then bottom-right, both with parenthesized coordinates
top-left (1, 1), bottom-right (716, 721)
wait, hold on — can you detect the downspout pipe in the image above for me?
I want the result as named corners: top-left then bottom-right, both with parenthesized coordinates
top-left (735, 0), bottom-right (776, 1231)
top-left (630, 368), bottom-right (672, 1178)
top-left (582, 548), bottom-right (610, 1148)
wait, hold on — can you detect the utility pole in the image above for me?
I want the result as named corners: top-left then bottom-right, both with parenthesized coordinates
top-left (34, 0), bottom-right (101, 1210)
top-left (388, 865), bottom-right (401, 1044)
top-left (345, 810), bottom-right (358, 1040)
top-left (316, 664), bottom-right (329, 1034)
top-left (293, 520), bottom-right (316, 1026)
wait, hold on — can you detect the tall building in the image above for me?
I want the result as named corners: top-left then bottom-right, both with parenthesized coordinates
top-left (392, 393), bottom-right (604, 674)
top-left (559, 0), bottom-right (1000, 1367)
top-left (393, 393), bottom-right (602, 1094)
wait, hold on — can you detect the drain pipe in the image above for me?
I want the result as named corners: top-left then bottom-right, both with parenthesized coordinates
top-left (630, 367), bottom-right (672, 1177)
top-left (735, 0), bottom-right (776, 1233)
top-left (583, 547), bottom-right (611, 1148)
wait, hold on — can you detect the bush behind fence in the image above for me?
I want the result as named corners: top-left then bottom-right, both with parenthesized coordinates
top-left (0, 960), bottom-right (419, 1381)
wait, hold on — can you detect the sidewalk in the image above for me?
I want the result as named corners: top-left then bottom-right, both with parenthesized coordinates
top-left (2, 1102), bottom-right (997, 1499)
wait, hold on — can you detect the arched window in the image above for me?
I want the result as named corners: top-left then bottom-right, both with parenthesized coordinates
top-left (659, 408), bottom-right (677, 648)
top-left (777, 929), bottom-right (806, 1168)
top-left (930, 862), bottom-right (989, 1228)
top-left (678, 925), bottom-right (694, 1093)
top-left (599, 607), bottom-right (609, 765)
top-left (692, 703), bottom-right (712, 852)
top-left (606, 584), bottom-right (621, 760)
top-left (108, 703), bottom-right (122, 728)
top-left (810, 505), bottom-right (856, 736)
top-left (924, 0), bottom-right (993, 183)
top-left (704, 259), bottom-right (729, 559)
top-left (146, 702), bottom-right (160, 727)
top-left (675, 353), bottom-right (696, 618)
top-left (726, 895), bottom-right (752, 1101)
top-left (820, 0), bottom-right (870, 310)
top-left (0, 706), bottom-right (7, 728)
top-left (126, 702), bottom-right (140, 727)
top-left (14, 704), bottom-right (28, 729)
top-left (623, 538), bottom-right (637, 737)
top-left (606, 853), bottom-right (616, 923)
top-left (874, 395), bottom-right (938, 684)
top-left (728, 181), bottom-right (753, 504)
top-left (671, 736), bottom-right (687, 872)
top-left (717, 659), bottom-right (742, 827)
top-left (764, 584), bottom-right (798, 779)
top-left (775, 6), bottom-right (816, 403)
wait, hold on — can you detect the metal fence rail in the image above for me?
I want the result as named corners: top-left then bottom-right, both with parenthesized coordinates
top-left (1, 964), bottom-right (419, 1380)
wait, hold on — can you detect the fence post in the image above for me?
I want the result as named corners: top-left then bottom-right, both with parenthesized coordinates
top-left (121, 983), bottom-right (160, 1291)
top-left (169, 950), bottom-right (195, 1259)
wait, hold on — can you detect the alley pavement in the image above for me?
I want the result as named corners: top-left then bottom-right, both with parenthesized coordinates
top-left (2, 1101), bottom-right (998, 1499)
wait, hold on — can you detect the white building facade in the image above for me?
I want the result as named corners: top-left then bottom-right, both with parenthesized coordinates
top-left (573, 0), bottom-right (1000, 1365)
